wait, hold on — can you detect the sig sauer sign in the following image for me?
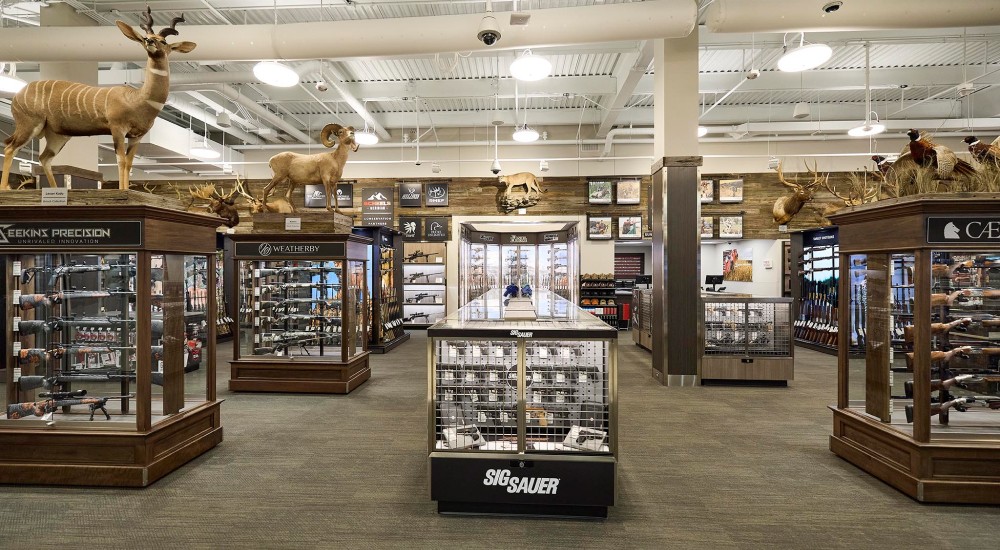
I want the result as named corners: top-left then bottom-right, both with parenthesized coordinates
top-left (927, 217), bottom-right (1000, 244)
top-left (0, 221), bottom-right (142, 248)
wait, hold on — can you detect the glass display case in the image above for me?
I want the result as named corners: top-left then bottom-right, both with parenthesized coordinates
top-left (229, 233), bottom-right (372, 394)
top-left (353, 226), bottom-right (408, 353)
top-left (401, 241), bottom-right (447, 327)
top-left (829, 195), bottom-right (1000, 504)
top-left (428, 289), bottom-right (616, 518)
top-left (631, 288), bottom-right (652, 351)
top-left (0, 204), bottom-right (222, 486)
top-left (702, 297), bottom-right (794, 382)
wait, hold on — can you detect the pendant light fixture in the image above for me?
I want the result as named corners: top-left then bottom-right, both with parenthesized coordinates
top-left (510, 49), bottom-right (551, 82)
top-left (354, 101), bottom-right (379, 145)
top-left (190, 118), bottom-right (220, 159)
top-left (848, 43), bottom-right (886, 138)
top-left (697, 126), bottom-right (709, 137)
top-left (511, 82), bottom-right (539, 143)
top-left (777, 32), bottom-right (832, 72)
top-left (0, 63), bottom-right (27, 94)
top-left (253, 61), bottom-right (299, 87)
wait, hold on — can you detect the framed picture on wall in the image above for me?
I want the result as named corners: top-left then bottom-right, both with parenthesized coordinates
top-left (618, 216), bottom-right (642, 240)
top-left (587, 215), bottom-right (613, 240)
top-left (719, 216), bottom-right (743, 239)
top-left (719, 178), bottom-right (744, 203)
top-left (698, 179), bottom-right (714, 203)
top-left (616, 179), bottom-right (641, 204)
top-left (588, 180), bottom-right (613, 204)
top-left (700, 216), bottom-right (714, 239)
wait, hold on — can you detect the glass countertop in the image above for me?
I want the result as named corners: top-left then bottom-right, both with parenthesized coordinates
top-left (428, 289), bottom-right (616, 338)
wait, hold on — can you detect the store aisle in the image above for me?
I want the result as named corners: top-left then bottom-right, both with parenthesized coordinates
top-left (3, 333), bottom-right (999, 548)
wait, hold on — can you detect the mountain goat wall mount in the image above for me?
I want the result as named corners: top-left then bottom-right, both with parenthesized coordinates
top-left (1, 7), bottom-right (196, 191)
top-left (260, 124), bottom-right (358, 214)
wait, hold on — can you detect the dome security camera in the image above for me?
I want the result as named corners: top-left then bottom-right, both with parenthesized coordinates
top-left (315, 81), bottom-right (329, 92)
top-left (822, 1), bottom-right (843, 13)
top-left (746, 69), bottom-right (760, 80)
top-left (477, 14), bottom-right (501, 46)
top-left (490, 158), bottom-right (502, 175)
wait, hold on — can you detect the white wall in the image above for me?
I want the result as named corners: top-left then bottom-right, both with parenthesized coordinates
top-left (701, 239), bottom-right (787, 297)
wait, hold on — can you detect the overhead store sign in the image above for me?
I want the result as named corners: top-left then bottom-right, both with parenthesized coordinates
top-left (0, 221), bottom-right (143, 248)
top-left (425, 217), bottom-right (450, 241)
top-left (362, 187), bottom-right (394, 226)
top-left (398, 182), bottom-right (423, 207)
top-left (425, 182), bottom-right (449, 206)
top-left (234, 241), bottom-right (346, 259)
top-left (928, 217), bottom-right (1000, 244)
top-left (399, 217), bottom-right (422, 241)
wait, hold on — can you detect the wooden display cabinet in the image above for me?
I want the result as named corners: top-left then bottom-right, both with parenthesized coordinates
top-left (829, 194), bottom-right (1000, 504)
top-left (352, 226), bottom-right (409, 353)
top-left (0, 202), bottom-right (223, 487)
top-left (228, 233), bottom-right (372, 394)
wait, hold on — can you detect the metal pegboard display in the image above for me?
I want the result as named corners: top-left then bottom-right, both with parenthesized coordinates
top-left (703, 298), bottom-right (793, 358)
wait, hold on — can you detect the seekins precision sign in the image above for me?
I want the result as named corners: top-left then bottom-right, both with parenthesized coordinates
top-left (0, 221), bottom-right (143, 248)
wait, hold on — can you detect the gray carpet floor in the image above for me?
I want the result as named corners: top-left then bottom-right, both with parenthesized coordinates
top-left (3, 331), bottom-right (1000, 549)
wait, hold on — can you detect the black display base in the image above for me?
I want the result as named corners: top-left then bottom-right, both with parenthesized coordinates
top-left (438, 501), bottom-right (607, 519)
top-left (794, 339), bottom-right (865, 358)
top-left (702, 379), bottom-right (788, 387)
top-left (368, 331), bottom-right (411, 354)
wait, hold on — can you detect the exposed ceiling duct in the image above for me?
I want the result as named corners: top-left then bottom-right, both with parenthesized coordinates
top-left (0, 1), bottom-right (696, 62)
top-left (705, 0), bottom-right (1000, 33)
top-left (171, 84), bottom-right (314, 144)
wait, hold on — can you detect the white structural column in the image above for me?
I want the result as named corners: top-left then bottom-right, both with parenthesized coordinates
top-left (651, 33), bottom-right (702, 386)
top-left (39, 3), bottom-right (99, 175)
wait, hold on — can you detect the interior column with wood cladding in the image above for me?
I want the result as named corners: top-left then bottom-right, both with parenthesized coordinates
top-left (651, 33), bottom-right (702, 386)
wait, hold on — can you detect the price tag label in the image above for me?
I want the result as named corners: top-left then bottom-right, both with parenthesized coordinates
top-left (556, 372), bottom-right (566, 383)
top-left (532, 372), bottom-right (542, 383)
top-left (157, 360), bottom-right (164, 373)
top-left (579, 372), bottom-right (588, 383)
top-left (436, 257), bottom-right (443, 263)
top-left (13, 367), bottom-right (21, 379)
top-left (284, 217), bottom-right (302, 231)
top-left (13, 290), bottom-right (21, 301)
top-left (500, 412), bottom-right (509, 423)
top-left (494, 346), bottom-right (504, 358)
top-left (478, 411), bottom-right (487, 423)
top-left (254, 317), bottom-right (260, 327)
top-left (555, 393), bottom-right (566, 404)
top-left (254, 287), bottom-right (261, 296)
top-left (443, 391), bottom-right (453, 402)
top-left (435, 277), bottom-right (444, 284)
top-left (465, 372), bottom-right (475, 382)
top-left (472, 346), bottom-right (481, 358)
top-left (444, 371), bottom-right (454, 381)
top-left (470, 392), bottom-right (479, 403)
top-left (539, 347), bottom-right (548, 359)
top-left (489, 371), bottom-right (497, 382)
top-left (12, 261), bottom-right (21, 278)
top-left (561, 348), bottom-right (571, 358)
top-left (254, 269), bottom-right (261, 277)
top-left (12, 316), bottom-right (21, 331)
top-left (434, 296), bottom-right (441, 303)
top-left (533, 391), bottom-right (542, 402)
top-left (449, 345), bottom-right (458, 357)
top-left (13, 342), bottom-right (22, 356)
top-left (254, 334), bottom-right (260, 343)
top-left (488, 390), bottom-right (498, 402)
top-left (990, 332), bottom-right (1000, 340)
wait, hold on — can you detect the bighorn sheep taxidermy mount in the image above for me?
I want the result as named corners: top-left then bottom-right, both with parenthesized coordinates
top-left (235, 176), bottom-right (293, 214)
top-left (260, 124), bottom-right (359, 213)
top-left (498, 172), bottom-right (544, 212)
top-left (0, 7), bottom-right (196, 191)
top-left (772, 161), bottom-right (827, 225)
top-left (190, 183), bottom-right (240, 228)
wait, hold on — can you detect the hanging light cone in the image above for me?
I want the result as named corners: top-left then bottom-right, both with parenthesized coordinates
top-left (0, 63), bottom-right (27, 94)
top-left (697, 126), bottom-right (709, 137)
top-left (354, 128), bottom-right (379, 145)
top-left (777, 34), bottom-right (832, 72)
top-left (510, 50), bottom-right (552, 82)
top-left (253, 61), bottom-right (299, 87)
top-left (512, 124), bottom-right (539, 143)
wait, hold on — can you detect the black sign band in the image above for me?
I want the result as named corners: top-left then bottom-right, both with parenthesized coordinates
top-left (927, 217), bottom-right (1000, 244)
top-left (234, 241), bottom-right (346, 258)
top-left (803, 228), bottom-right (838, 247)
top-left (0, 221), bottom-right (143, 248)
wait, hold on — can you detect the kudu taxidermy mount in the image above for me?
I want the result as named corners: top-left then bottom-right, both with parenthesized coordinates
top-left (1, 7), bottom-right (196, 191)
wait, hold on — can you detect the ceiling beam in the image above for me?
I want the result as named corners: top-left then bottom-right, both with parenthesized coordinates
top-left (321, 65), bottom-right (391, 141)
top-left (596, 41), bottom-right (653, 137)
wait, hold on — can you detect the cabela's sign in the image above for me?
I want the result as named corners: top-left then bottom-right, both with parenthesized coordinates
top-left (0, 221), bottom-right (143, 248)
top-left (927, 217), bottom-right (1000, 244)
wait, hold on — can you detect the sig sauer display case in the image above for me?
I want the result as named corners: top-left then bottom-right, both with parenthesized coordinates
top-left (427, 289), bottom-right (617, 518)
top-left (229, 233), bottom-right (372, 394)
top-left (0, 202), bottom-right (223, 487)
top-left (829, 195), bottom-right (1000, 504)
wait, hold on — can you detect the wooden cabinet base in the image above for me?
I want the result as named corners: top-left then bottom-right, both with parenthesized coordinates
top-left (701, 357), bottom-right (794, 382)
top-left (229, 352), bottom-right (371, 393)
top-left (830, 407), bottom-right (1000, 504)
top-left (0, 401), bottom-right (222, 487)
top-left (369, 332), bottom-right (411, 354)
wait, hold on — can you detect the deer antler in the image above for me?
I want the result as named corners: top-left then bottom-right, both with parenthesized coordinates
top-left (159, 15), bottom-right (185, 38)
top-left (804, 160), bottom-right (828, 189)
top-left (823, 178), bottom-right (852, 203)
top-left (233, 176), bottom-right (258, 204)
top-left (776, 161), bottom-right (801, 190)
top-left (140, 6), bottom-right (154, 35)
top-left (190, 183), bottom-right (219, 202)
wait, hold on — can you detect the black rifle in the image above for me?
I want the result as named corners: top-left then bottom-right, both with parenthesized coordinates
top-left (256, 266), bottom-right (329, 277)
top-left (404, 312), bottom-right (431, 323)
top-left (254, 332), bottom-right (341, 355)
top-left (19, 289), bottom-right (133, 311)
top-left (274, 314), bottom-right (343, 325)
top-left (905, 396), bottom-right (1000, 423)
top-left (404, 250), bottom-right (434, 263)
top-left (407, 272), bottom-right (430, 283)
top-left (405, 293), bottom-right (432, 303)
top-left (18, 263), bottom-right (135, 286)
top-left (259, 297), bottom-right (342, 308)
top-left (7, 393), bottom-right (135, 424)
top-left (19, 370), bottom-right (165, 391)
top-left (260, 282), bottom-right (341, 292)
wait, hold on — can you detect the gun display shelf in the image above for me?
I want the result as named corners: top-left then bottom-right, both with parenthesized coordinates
top-left (702, 297), bottom-right (794, 383)
top-left (0, 202), bottom-right (223, 487)
top-left (580, 274), bottom-right (617, 327)
top-left (229, 233), bottom-right (372, 394)
top-left (829, 195), bottom-right (1000, 505)
top-left (214, 249), bottom-right (234, 342)
top-left (631, 288), bottom-right (652, 351)
top-left (353, 226), bottom-right (409, 353)
top-left (428, 289), bottom-right (617, 518)
top-left (401, 241), bottom-right (447, 328)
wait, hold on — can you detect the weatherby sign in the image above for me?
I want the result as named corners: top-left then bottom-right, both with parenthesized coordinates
top-left (362, 187), bottom-right (394, 226)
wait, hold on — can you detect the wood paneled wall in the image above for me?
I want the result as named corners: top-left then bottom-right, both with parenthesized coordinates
top-left (121, 170), bottom-right (853, 238)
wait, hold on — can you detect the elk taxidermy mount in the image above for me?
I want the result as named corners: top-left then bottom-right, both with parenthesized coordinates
top-left (260, 124), bottom-right (358, 214)
top-left (234, 177), bottom-right (293, 214)
top-left (772, 161), bottom-right (827, 225)
top-left (190, 183), bottom-right (240, 228)
top-left (0, 7), bottom-right (196, 191)
top-left (498, 172), bottom-right (544, 213)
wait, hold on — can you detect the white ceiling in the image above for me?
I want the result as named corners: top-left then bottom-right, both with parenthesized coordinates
top-left (1, 0), bottom-right (1000, 175)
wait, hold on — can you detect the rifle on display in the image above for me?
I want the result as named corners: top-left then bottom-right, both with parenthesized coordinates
top-left (7, 391), bottom-right (135, 424)
top-left (903, 346), bottom-right (973, 372)
top-left (905, 396), bottom-right (1000, 423)
top-left (254, 331), bottom-right (341, 355)
top-left (259, 297), bottom-right (342, 308)
top-left (274, 314), bottom-right (343, 325)
top-left (18, 263), bottom-right (135, 287)
top-left (404, 312), bottom-right (431, 323)
top-left (902, 317), bottom-right (972, 344)
top-left (260, 282), bottom-right (341, 292)
top-left (18, 289), bottom-right (133, 311)
top-left (256, 266), bottom-right (329, 277)
top-left (407, 272), bottom-right (431, 283)
top-left (903, 374), bottom-right (1000, 399)
top-left (19, 370), bottom-right (165, 391)
top-left (404, 250), bottom-right (434, 263)
top-left (406, 293), bottom-right (432, 304)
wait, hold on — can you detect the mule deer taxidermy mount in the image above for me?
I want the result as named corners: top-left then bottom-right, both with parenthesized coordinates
top-left (772, 161), bottom-right (827, 225)
top-left (260, 124), bottom-right (359, 214)
top-left (1, 7), bottom-right (196, 191)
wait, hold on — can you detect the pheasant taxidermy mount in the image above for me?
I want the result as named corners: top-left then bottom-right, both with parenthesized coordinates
top-left (963, 136), bottom-right (1000, 168)
top-left (906, 129), bottom-right (976, 179)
